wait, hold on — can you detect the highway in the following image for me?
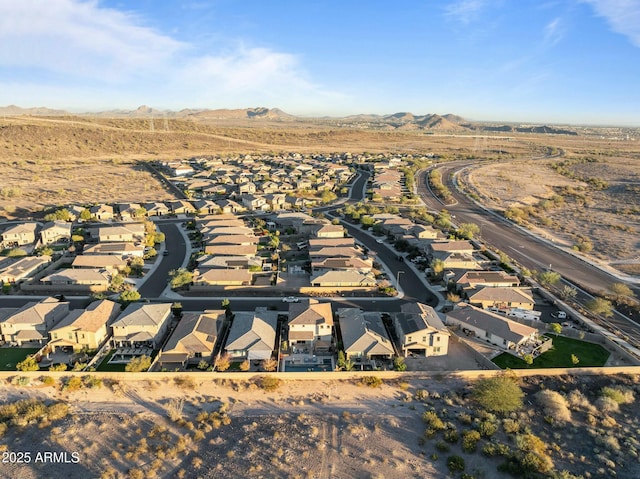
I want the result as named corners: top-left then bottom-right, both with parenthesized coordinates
top-left (416, 162), bottom-right (640, 352)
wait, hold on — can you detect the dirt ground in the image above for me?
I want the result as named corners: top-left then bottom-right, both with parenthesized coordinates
top-left (1, 373), bottom-right (639, 479)
top-left (464, 152), bottom-right (640, 272)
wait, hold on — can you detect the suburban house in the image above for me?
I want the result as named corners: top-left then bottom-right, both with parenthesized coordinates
top-left (394, 303), bottom-right (450, 357)
top-left (224, 308), bottom-right (278, 360)
top-left (144, 202), bottom-right (170, 217)
top-left (39, 221), bottom-right (72, 245)
top-left (288, 299), bottom-right (334, 353)
top-left (313, 224), bottom-right (345, 238)
top-left (110, 302), bottom-right (173, 349)
top-left (192, 269), bottom-right (252, 286)
top-left (310, 270), bottom-right (377, 288)
top-left (197, 255), bottom-right (263, 270)
top-left (0, 297), bottom-right (70, 346)
top-left (48, 299), bottom-right (121, 352)
top-left (0, 222), bottom-right (38, 248)
top-left (337, 308), bottom-right (394, 361)
top-left (82, 242), bottom-right (145, 257)
top-left (204, 244), bottom-right (257, 257)
top-left (428, 240), bottom-right (475, 257)
top-left (167, 200), bottom-right (195, 215)
top-left (157, 310), bottom-right (225, 369)
top-left (308, 237), bottom-right (356, 250)
top-left (40, 269), bottom-right (111, 290)
top-left (0, 256), bottom-right (51, 285)
top-left (92, 224), bottom-right (144, 243)
top-left (311, 256), bottom-right (373, 275)
top-left (456, 271), bottom-right (520, 293)
top-left (445, 303), bottom-right (542, 353)
top-left (71, 254), bottom-right (128, 272)
top-left (89, 204), bottom-right (114, 221)
top-left (467, 287), bottom-right (536, 311)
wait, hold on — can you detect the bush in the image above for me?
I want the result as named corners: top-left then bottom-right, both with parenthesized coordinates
top-left (600, 386), bottom-right (635, 405)
top-left (16, 356), bottom-right (40, 371)
top-left (478, 419), bottom-right (498, 437)
top-left (447, 455), bottom-right (465, 473)
top-left (62, 376), bottom-right (83, 391)
top-left (443, 428), bottom-right (459, 443)
top-left (422, 411), bottom-right (446, 431)
top-left (472, 374), bottom-right (523, 414)
top-left (535, 390), bottom-right (571, 423)
top-left (125, 355), bottom-right (151, 372)
top-left (436, 440), bottom-right (450, 452)
top-left (360, 376), bottom-right (383, 388)
top-left (40, 376), bottom-right (56, 387)
top-left (259, 376), bottom-right (281, 392)
top-left (462, 430), bottom-right (481, 453)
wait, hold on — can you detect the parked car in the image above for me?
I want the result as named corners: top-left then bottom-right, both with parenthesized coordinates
top-left (282, 296), bottom-right (299, 303)
top-left (376, 238), bottom-right (384, 244)
top-left (163, 250), bottom-right (170, 256)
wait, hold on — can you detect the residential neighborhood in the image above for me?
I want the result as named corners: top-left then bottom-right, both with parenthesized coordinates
top-left (0, 151), bottom-right (618, 377)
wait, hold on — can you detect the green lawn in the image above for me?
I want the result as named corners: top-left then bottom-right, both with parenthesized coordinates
top-left (493, 334), bottom-right (610, 369)
top-left (0, 348), bottom-right (41, 371)
top-left (95, 350), bottom-right (126, 372)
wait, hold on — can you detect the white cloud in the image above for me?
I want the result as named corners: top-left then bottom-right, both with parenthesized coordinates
top-left (544, 17), bottom-right (565, 46)
top-left (444, 0), bottom-right (487, 24)
top-left (0, 0), bottom-right (346, 113)
top-left (582, 0), bottom-right (640, 47)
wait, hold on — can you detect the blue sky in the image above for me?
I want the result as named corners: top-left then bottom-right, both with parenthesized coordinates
top-left (1, 0), bottom-right (639, 125)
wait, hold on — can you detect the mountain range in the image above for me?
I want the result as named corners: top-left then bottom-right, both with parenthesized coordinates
top-left (0, 104), bottom-right (578, 135)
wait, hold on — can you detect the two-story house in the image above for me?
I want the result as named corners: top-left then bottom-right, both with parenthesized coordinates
top-left (288, 299), bottom-right (333, 353)
top-left (393, 303), bottom-right (450, 357)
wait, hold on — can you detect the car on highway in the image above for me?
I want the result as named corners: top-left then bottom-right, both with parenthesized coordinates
top-left (282, 296), bottom-right (300, 303)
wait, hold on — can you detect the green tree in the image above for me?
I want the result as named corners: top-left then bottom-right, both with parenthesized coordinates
top-left (472, 373), bottom-right (524, 414)
top-left (170, 268), bottom-right (193, 289)
top-left (571, 354), bottom-right (580, 366)
top-left (393, 356), bottom-right (407, 371)
top-left (430, 258), bottom-right (445, 279)
top-left (79, 208), bottom-right (92, 221)
top-left (456, 223), bottom-right (480, 240)
top-left (215, 353), bottom-right (231, 372)
top-left (109, 274), bottom-right (125, 292)
top-left (16, 356), bottom-right (40, 371)
top-left (550, 323), bottom-right (562, 334)
top-left (125, 355), bottom-right (151, 372)
top-left (523, 354), bottom-right (534, 365)
top-left (559, 285), bottom-right (577, 301)
top-left (320, 190), bottom-right (337, 204)
top-left (119, 289), bottom-right (141, 305)
top-left (44, 208), bottom-right (72, 222)
top-left (269, 235), bottom-right (280, 249)
top-left (538, 271), bottom-right (561, 287)
top-left (610, 282), bottom-right (635, 299)
top-left (585, 297), bottom-right (614, 317)
top-left (7, 248), bottom-right (28, 257)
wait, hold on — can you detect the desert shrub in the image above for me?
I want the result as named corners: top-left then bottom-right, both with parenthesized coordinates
top-left (415, 389), bottom-right (429, 401)
top-left (514, 433), bottom-right (554, 474)
top-left (261, 358), bottom-right (277, 372)
top-left (46, 402), bottom-right (69, 421)
top-left (502, 418), bottom-right (520, 434)
top-left (259, 375), bottom-right (281, 391)
top-left (472, 374), bottom-right (523, 414)
top-left (483, 441), bottom-right (512, 457)
top-left (478, 419), bottom-right (498, 437)
top-left (62, 376), bottom-right (83, 391)
top-left (536, 390), bottom-right (571, 423)
top-left (83, 375), bottom-right (103, 389)
top-left (422, 410), bottom-right (446, 431)
top-left (567, 389), bottom-right (594, 412)
top-left (447, 455), bottom-right (465, 473)
top-left (360, 376), bottom-right (383, 388)
top-left (40, 376), bottom-right (56, 387)
top-left (595, 396), bottom-right (620, 414)
top-left (444, 428), bottom-right (459, 443)
top-left (458, 412), bottom-right (473, 425)
top-left (128, 468), bottom-right (144, 479)
top-left (436, 440), bottom-right (450, 452)
top-left (11, 376), bottom-right (31, 386)
top-left (462, 430), bottom-right (481, 453)
top-left (49, 363), bottom-right (67, 371)
top-left (166, 398), bottom-right (185, 422)
top-left (239, 360), bottom-right (250, 371)
top-left (601, 386), bottom-right (635, 405)
top-left (174, 375), bottom-right (197, 389)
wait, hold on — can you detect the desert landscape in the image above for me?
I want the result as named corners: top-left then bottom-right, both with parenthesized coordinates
top-left (1, 372), bottom-right (639, 479)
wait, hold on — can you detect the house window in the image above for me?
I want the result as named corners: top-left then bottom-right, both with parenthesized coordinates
top-left (436, 336), bottom-right (440, 342)
top-left (422, 336), bottom-right (427, 342)
top-left (503, 339), bottom-right (507, 345)
top-left (407, 336), bottom-right (412, 342)
top-left (434, 347), bottom-right (440, 353)
top-left (194, 352), bottom-right (202, 358)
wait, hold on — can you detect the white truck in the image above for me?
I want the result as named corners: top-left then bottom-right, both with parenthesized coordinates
top-left (506, 308), bottom-right (542, 321)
